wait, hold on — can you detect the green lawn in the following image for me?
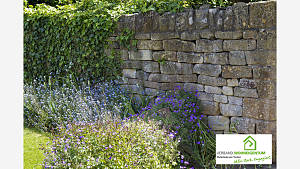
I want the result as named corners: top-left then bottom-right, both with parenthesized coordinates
top-left (24, 128), bottom-right (51, 169)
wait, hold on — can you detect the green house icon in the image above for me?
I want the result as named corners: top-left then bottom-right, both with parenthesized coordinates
top-left (243, 136), bottom-right (256, 150)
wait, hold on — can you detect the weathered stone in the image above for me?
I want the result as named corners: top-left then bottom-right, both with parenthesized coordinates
top-left (129, 50), bottom-right (152, 60)
top-left (177, 74), bottom-right (198, 83)
top-left (249, 1), bottom-right (276, 28)
top-left (228, 96), bottom-right (243, 106)
top-left (215, 31), bottom-right (243, 39)
top-left (199, 31), bottom-right (214, 39)
top-left (215, 10), bottom-right (224, 30)
top-left (256, 120), bottom-right (276, 134)
top-left (160, 62), bottom-right (193, 75)
top-left (119, 49), bottom-right (129, 60)
top-left (253, 66), bottom-right (276, 80)
top-left (122, 60), bottom-right (142, 69)
top-left (151, 32), bottom-right (179, 40)
top-left (234, 87), bottom-right (258, 98)
top-left (153, 51), bottom-right (177, 62)
top-left (196, 40), bottom-right (223, 52)
top-left (239, 79), bottom-right (257, 89)
top-left (222, 66), bottom-right (252, 78)
top-left (183, 83), bottom-right (204, 92)
top-left (243, 98), bottom-right (276, 120)
top-left (256, 80), bottom-right (276, 99)
top-left (180, 31), bottom-right (200, 40)
top-left (223, 6), bottom-right (234, 31)
top-left (230, 117), bottom-right (256, 134)
top-left (203, 53), bottom-right (228, 65)
top-left (220, 103), bottom-right (242, 116)
top-left (116, 14), bottom-right (136, 33)
top-left (123, 69), bottom-right (136, 78)
top-left (160, 83), bottom-right (183, 90)
top-left (144, 81), bottom-right (160, 89)
top-left (201, 101), bottom-right (220, 116)
top-left (243, 30), bottom-right (258, 39)
top-left (222, 86), bottom-right (233, 96)
top-left (128, 78), bottom-right (143, 85)
top-left (194, 5), bottom-right (209, 30)
top-left (214, 95), bottom-right (228, 103)
top-left (145, 88), bottom-right (158, 96)
top-left (148, 74), bottom-right (177, 82)
top-left (193, 64), bottom-right (221, 77)
top-left (245, 50), bottom-right (276, 66)
top-left (232, 2), bottom-right (249, 30)
top-left (177, 52), bottom-right (203, 63)
top-left (205, 86), bottom-right (222, 94)
top-left (136, 70), bottom-right (149, 81)
top-left (159, 12), bottom-right (175, 32)
top-left (196, 92), bottom-right (214, 101)
top-left (135, 12), bottom-right (155, 33)
top-left (137, 40), bottom-right (163, 50)
top-left (229, 51), bottom-right (246, 65)
top-left (142, 61), bottom-right (160, 73)
top-left (257, 39), bottom-right (276, 50)
top-left (198, 75), bottom-right (226, 86)
top-left (223, 40), bottom-right (256, 51)
top-left (227, 79), bottom-right (239, 86)
top-left (208, 116), bottom-right (229, 131)
top-left (135, 33), bottom-right (151, 40)
top-left (121, 84), bottom-right (144, 94)
top-left (208, 8), bottom-right (219, 30)
top-left (163, 40), bottom-right (195, 52)
top-left (176, 10), bottom-right (194, 31)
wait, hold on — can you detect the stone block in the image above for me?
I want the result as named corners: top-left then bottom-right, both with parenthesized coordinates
top-left (201, 101), bottom-right (220, 116)
top-left (199, 31), bottom-right (215, 39)
top-left (178, 74), bottom-right (198, 83)
top-left (223, 40), bottom-right (256, 51)
top-left (163, 40), bottom-right (195, 52)
top-left (177, 52), bottom-right (203, 63)
top-left (203, 53), bottom-right (228, 65)
top-left (249, 1), bottom-right (276, 28)
top-left (135, 33), bottom-right (151, 40)
top-left (224, 6), bottom-right (234, 31)
top-left (160, 83), bottom-right (183, 91)
top-left (122, 60), bottom-right (142, 69)
top-left (196, 92), bottom-right (214, 101)
top-left (160, 62), bottom-right (193, 75)
top-left (183, 83), bottom-right (204, 92)
top-left (128, 78), bottom-right (143, 85)
top-left (119, 49), bottom-right (129, 60)
top-left (208, 116), bottom-right (229, 131)
top-left (116, 14), bottom-right (136, 33)
top-left (121, 84), bottom-right (144, 94)
top-left (245, 50), bottom-right (276, 66)
top-left (123, 69), bottom-right (136, 78)
top-left (257, 39), bottom-right (276, 50)
top-left (215, 31), bottom-right (243, 39)
top-left (256, 80), bottom-right (276, 99)
top-left (144, 81), bottom-right (160, 89)
top-left (222, 66), bottom-right (252, 78)
top-left (135, 12), bottom-right (156, 33)
top-left (220, 103), bottom-right (242, 116)
top-left (158, 12), bottom-right (175, 32)
top-left (142, 61), bottom-right (160, 73)
top-left (243, 98), bottom-right (276, 120)
top-left (136, 70), bottom-right (149, 81)
top-left (197, 75), bottom-right (226, 86)
top-left (145, 88), bottom-right (159, 96)
top-left (129, 50), bottom-right (152, 60)
top-left (253, 66), bottom-right (276, 80)
top-left (151, 32), bottom-right (179, 40)
top-left (232, 2), bottom-right (249, 30)
top-left (176, 10), bottom-right (194, 31)
top-left (180, 31), bottom-right (200, 40)
top-left (239, 79), bottom-right (256, 89)
top-left (153, 51), bottom-right (177, 62)
top-left (222, 86), bottom-right (233, 96)
top-left (194, 5), bottom-right (209, 30)
top-left (229, 51), bottom-right (246, 65)
top-left (208, 8), bottom-right (220, 30)
top-left (137, 40), bottom-right (163, 50)
top-left (196, 40), bottom-right (223, 52)
top-left (230, 117), bottom-right (256, 134)
top-left (234, 87), bottom-right (258, 98)
top-left (228, 96), bottom-right (243, 106)
top-left (214, 95), bottom-right (228, 103)
top-left (193, 64), bottom-right (222, 77)
top-left (243, 30), bottom-right (258, 39)
top-left (256, 120), bottom-right (276, 135)
top-left (227, 79), bottom-right (239, 87)
top-left (205, 86), bottom-right (222, 94)
top-left (148, 74), bottom-right (177, 82)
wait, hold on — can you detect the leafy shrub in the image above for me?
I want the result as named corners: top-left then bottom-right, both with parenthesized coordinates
top-left (42, 119), bottom-right (179, 168)
top-left (26, 0), bottom-right (76, 7)
top-left (24, 79), bottom-right (130, 132)
top-left (139, 87), bottom-right (216, 168)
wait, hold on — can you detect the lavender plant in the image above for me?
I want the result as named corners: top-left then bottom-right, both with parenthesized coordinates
top-left (42, 118), bottom-right (179, 168)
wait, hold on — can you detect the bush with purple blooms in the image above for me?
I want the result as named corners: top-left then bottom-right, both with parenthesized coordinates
top-left (41, 118), bottom-right (179, 168)
top-left (138, 87), bottom-right (216, 168)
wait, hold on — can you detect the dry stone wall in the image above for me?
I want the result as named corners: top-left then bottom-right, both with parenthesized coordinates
top-left (110, 0), bottom-right (276, 161)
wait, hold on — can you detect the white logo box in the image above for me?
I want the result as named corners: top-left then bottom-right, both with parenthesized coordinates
top-left (216, 134), bottom-right (272, 164)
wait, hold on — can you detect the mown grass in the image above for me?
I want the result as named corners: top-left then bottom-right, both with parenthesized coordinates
top-left (24, 128), bottom-right (50, 169)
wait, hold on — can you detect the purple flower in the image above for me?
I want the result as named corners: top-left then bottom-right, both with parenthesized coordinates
top-left (196, 141), bottom-right (200, 144)
top-left (109, 156), bottom-right (112, 160)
